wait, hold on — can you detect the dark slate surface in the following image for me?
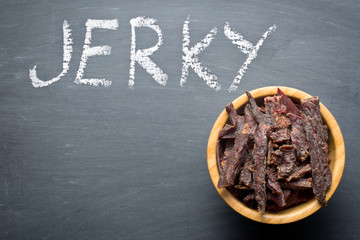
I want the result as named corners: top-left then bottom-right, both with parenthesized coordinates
top-left (0, 0), bottom-right (359, 239)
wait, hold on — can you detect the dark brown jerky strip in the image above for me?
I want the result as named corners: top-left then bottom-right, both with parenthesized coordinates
top-left (270, 128), bottom-right (291, 143)
top-left (239, 150), bottom-right (253, 188)
top-left (217, 140), bottom-right (233, 174)
top-left (264, 95), bottom-right (286, 117)
top-left (277, 145), bottom-right (296, 179)
top-left (269, 149), bottom-right (283, 166)
top-left (243, 192), bottom-right (256, 208)
top-left (303, 116), bottom-right (331, 205)
top-left (282, 189), bottom-right (310, 209)
top-left (287, 163), bottom-right (312, 182)
top-left (266, 166), bottom-right (282, 195)
top-left (267, 192), bottom-right (286, 208)
top-left (253, 123), bottom-right (270, 214)
top-left (226, 103), bottom-right (245, 132)
top-left (276, 115), bottom-right (291, 129)
top-left (266, 167), bottom-right (286, 207)
top-left (218, 124), bottom-right (236, 139)
top-left (287, 113), bottom-right (309, 161)
top-left (246, 91), bottom-right (276, 128)
top-left (301, 97), bottom-right (331, 205)
top-left (280, 178), bottom-right (312, 189)
top-left (244, 104), bottom-right (258, 137)
top-left (217, 124), bottom-right (250, 188)
top-left (277, 88), bottom-right (302, 116)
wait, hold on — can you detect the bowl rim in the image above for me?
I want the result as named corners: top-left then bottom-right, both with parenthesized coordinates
top-left (207, 86), bottom-right (345, 224)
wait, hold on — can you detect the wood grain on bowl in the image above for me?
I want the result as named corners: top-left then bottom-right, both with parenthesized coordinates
top-left (207, 86), bottom-right (345, 224)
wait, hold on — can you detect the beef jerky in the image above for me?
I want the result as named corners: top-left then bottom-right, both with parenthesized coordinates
top-left (217, 140), bottom-right (233, 174)
top-left (217, 124), bottom-right (251, 188)
top-left (264, 95), bottom-right (286, 117)
top-left (287, 163), bottom-right (312, 182)
top-left (226, 103), bottom-right (245, 132)
top-left (277, 145), bottom-right (296, 179)
top-left (267, 192), bottom-right (286, 208)
top-left (266, 166), bottom-right (282, 195)
top-left (303, 116), bottom-right (330, 205)
top-left (244, 104), bottom-right (258, 138)
top-left (218, 124), bottom-right (236, 139)
top-left (266, 167), bottom-right (286, 207)
top-left (280, 178), bottom-right (312, 189)
top-left (253, 123), bottom-right (271, 214)
top-left (270, 128), bottom-right (291, 143)
top-left (269, 149), bottom-right (283, 166)
top-left (287, 113), bottom-right (309, 161)
top-left (301, 97), bottom-right (331, 205)
top-left (277, 88), bottom-right (302, 116)
top-left (246, 91), bottom-right (276, 128)
top-left (239, 150), bottom-right (253, 188)
top-left (243, 192), bottom-right (256, 208)
top-left (276, 115), bottom-right (291, 129)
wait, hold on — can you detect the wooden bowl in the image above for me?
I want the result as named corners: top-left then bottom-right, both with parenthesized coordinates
top-left (207, 86), bottom-right (345, 224)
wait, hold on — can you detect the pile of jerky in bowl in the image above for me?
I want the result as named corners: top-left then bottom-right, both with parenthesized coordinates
top-left (216, 89), bottom-right (332, 214)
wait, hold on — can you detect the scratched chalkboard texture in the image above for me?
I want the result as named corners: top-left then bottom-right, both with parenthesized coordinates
top-left (0, 0), bottom-right (359, 239)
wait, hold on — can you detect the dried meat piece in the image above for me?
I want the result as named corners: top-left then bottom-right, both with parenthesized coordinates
top-left (226, 103), bottom-right (245, 132)
top-left (266, 167), bottom-right (286, 207)
top-left (217, 124), bottom-right (251, 188)
top-left (269, 149), bottom-right (283, 166)
top-left (280, 178), bottom-right (312, 189)
top-left (264, 95), bottom-right (286, 117)
top-left (244, 104), bottom-right (258, 138)
top-left (287, 113), bottom-right (309, 161)
top-left (287, 163), bottom-right (312, 182)
top-left (270, 128), bottom-right (291, 143)
top-left (219, 124), bottom-right (236, 139)
top-left (239, 150), bottom-right (253, 188)
top-left (277, 88), bottom-right (302, 116)
top-left (267, 192), bottom-right (286, 208)
top-left (323, 124), bottom-right (329, 142)
top-left (277, 145), bottom-right (296, 179)
top-left (246, 91), bottom-right (276, 128)
top-left (301, 97), bottom-right (332, 205)
top-left (253, 123), bottom-right (271, 214)
top-left (243, 192), bottom-right (256, 208)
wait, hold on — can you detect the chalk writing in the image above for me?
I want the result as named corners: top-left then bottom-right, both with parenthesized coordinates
top-left (29, 20), bottom-right (73, 88)
top-left (224, 22), bottom-right (276, 92)
top-left (75, 19), bottom-right (118, 87)
top-left (129, 17), bottom-right (168, 89)
top-left (29, 17), bottom-right (276, 92)
top-left (180, 16), bottom-right (220, 90)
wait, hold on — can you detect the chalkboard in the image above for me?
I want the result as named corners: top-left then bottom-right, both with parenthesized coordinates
top-left (1, 0), bottom-right (359, 239)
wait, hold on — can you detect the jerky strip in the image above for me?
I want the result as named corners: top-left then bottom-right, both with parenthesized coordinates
top-left (266, 167), bottom-right (286, 207)
top-left (226, 103), bottom-right (245, 132)
top-left (244, 104), bottom-right (258, 138)
top-left (269, 149), bottom-right (283, 166)
top-left (277, 88), bottom-right (302, 116)
top-left (264, 95), bottom-right (286, 117)
top-left (253, 123), bottom-right (271, 214)
top-left (218, 124), bottom-right (236, 139)
top-left (267, 192), bottom-right (286, 208)
top-left (277, 145), bottom-right (296, 179)
top-left (287, 164), bottom-right (312, 182)
top-left (217, 124), bottom-right (250, 188)
top-left (239, 150), bottom-right (253, 188)
top-left (287, 113), bottom-right (309, 161)
top-left (246, 91), bottom-right (276, 128)
top-left (302, 97), bottom-right (331, 205)
top-left (270, 128), bottom-right (291, 143)
top-left (280, 178), bottom-right (312, 189)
